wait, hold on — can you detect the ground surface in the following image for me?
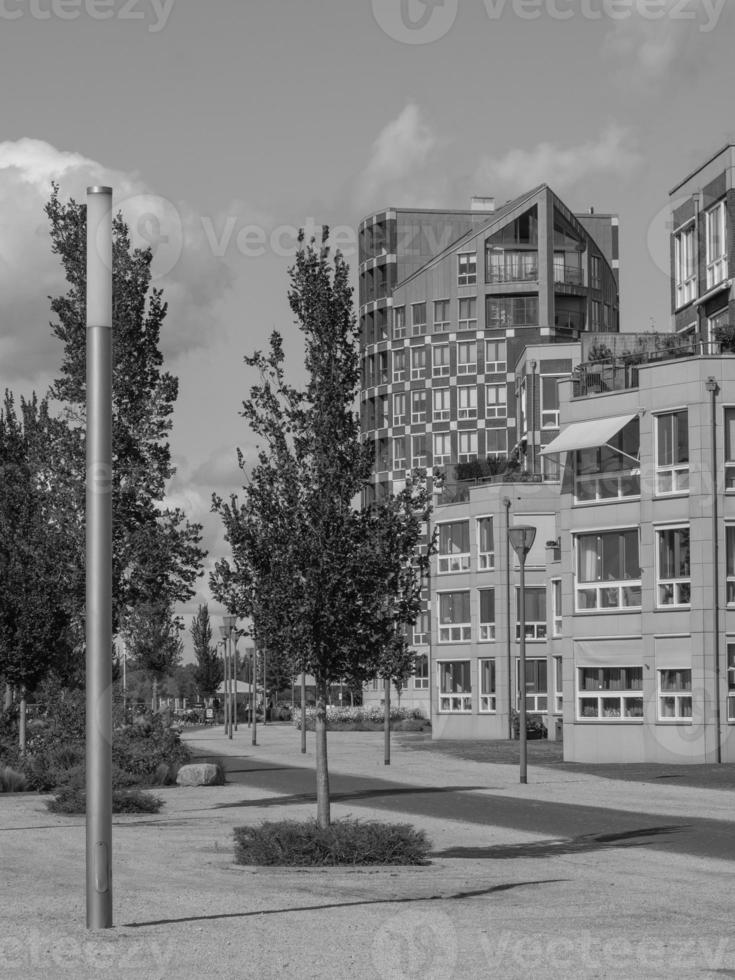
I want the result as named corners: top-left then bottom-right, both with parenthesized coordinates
top-left (2, 725), bottom-right (735, 979)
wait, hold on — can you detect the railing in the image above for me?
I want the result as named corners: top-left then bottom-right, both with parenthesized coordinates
top-left (573, 340), bottom-right (700, 396)
top-left (554, 264), bottom-right (584, 286)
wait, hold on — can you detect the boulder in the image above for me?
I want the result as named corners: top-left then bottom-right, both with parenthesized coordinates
top-left (176, 763), bottom-right (223, 787)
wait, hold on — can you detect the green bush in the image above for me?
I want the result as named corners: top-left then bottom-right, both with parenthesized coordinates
top-left (0, 766), bottom-right (28, 793)
top-left (46, 785), bottom-right (164, 815)
top-left (292, 705), bottom-right (428, 732)
top-left (233, 818), bottom-right (431, 866)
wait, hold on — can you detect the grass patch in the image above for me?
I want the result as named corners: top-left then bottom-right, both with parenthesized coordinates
top-left (233, 818), bottom-right (431, 866)
top-left (45, 785), bottom-right (164, 815)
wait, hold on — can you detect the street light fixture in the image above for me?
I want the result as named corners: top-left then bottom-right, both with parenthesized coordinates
top-left (222, 615), bottom-right (237, 738)
top-left (219, 628), bottom-right (231, 738)
top-left (508, 524), bottom-right (536, 785)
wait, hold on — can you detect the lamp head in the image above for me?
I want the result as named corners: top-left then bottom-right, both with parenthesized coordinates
top-left (508, 524), bottom-right (537, 560)
top-left (222, 614), bottom-right (237, 632)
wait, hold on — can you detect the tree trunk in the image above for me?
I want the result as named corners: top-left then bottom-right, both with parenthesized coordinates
top-left (3, 684), bottom-right (12, 713)
top-left (314, 678), bottom-right (330, 828)
top-left (19, 689), bottom-right (27, 754)
top-left (300, 671), bottom-right (306, 754)
top-left (151, 676), bottom-right (158, 713)
top-left (384, 677), bottom-right (391, 766)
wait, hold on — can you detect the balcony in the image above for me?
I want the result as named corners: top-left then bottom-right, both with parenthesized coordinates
top-left (487, 252), bottom-right (538, 283)
top-left (573, 338), bottom-right (699, 396)
top-left (554, 264), bottom-right (584, 286)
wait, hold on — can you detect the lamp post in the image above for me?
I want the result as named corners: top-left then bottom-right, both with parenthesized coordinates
top-left (232, 634), bottom-right (239, 732)
top-left (251, 647), bottom-right (258, 746)
top-left (222, 616), bottom-right (237, 737)
top-left (705, 377), bottom-right (722, 764)
top-left (508, 524), bottom-right (536, 785)
top-left (219, 629), bottom-right (230, 737)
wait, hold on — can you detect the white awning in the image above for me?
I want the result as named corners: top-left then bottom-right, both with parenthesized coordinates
top-left (539, 413), bottom-right (638, 455)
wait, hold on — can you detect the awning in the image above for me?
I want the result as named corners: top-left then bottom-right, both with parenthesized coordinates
top-left (539, 413), bottom-right (638, 456)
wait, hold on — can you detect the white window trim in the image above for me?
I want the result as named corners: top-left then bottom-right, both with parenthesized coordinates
top-left (654, 409), bottom-right (690, 496)
top-left (553, 655), bottom-right (563, 713)
top-left (437, 592), bottom-right (472, 643)
top-left (437, 520), bottom-right (471, 574)
top-left (436, 660), bottom-right (472, 712)
top-left (655, 524), bottom-right (691, 609)
top-left (551, 579), bottom-right (562, 637)
top-left (457, 253), bottom-right (477, 287)
top-left (577, 665), bottom-right (644, 721)
top-left (574, 528), bottom-right (642, 613)
top-left (433, 389), bottom-right (450, 422)
top-left (705, 201), bottom-right (727, 289)
top-left (674, 222), bottom-right (697, 308)
top-left (477, 516), bottom-right (495, 571)
top-left (514, 586), bottom-right (548, 641)
top-left (478, 658), bottom-right (497, 712)
top-left (658, 667), bottom-right (693, 722)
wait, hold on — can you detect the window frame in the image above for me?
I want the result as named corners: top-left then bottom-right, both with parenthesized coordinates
top-left (432, 344), bottom-right (450, 378)
top-left (393, 305), bottom-right (406, 340)
top-left (411, 389), bottom-right (427, 424)
top-left (457, 340), bottom-right (477, 376)
top-left (478, 658), bottom-right (496, 712)
top-left (457, 253), bottom-right (477, 287)
top-left (484, 340), bottom-right (506, 374)
top-left (574, 528), bottom-right (641, 612)
top-left (458, 430), bottom-right (478, 463)
top-left (437, 591), bottom-right (472, 643)
top-left (655, 410), bottom-right (689, 495)
top-left (479, 588), bottom-right (496, 642)
top-left (477, 515), bottom-right (495, 570)
top-left (392, 348), bottom-right (406, 383)
top-left (515, 586), bottom-right (547, 641)
top-left (437, 520), bottom-right (471, 574)
top-left (432, 387), bottom-right (451, 422)
top-left (674, 222), bottom-right (697, 308)
top-left (658, 668), bottom-right (693, 722)
top-left (410, 345), bottom-right (426, 381)
top-left (433, 431), bottom-right (451, 467)
top-left (393, 391), bottom-right (406, 426)
top-left (413, 651), bottom-right (429, 688)
top-left (411, 302), bottom-right (427, 336)
top-left (485, 383), bottom-right (507, 419)
top-left (437, 659), bottom-right (472, 712)
top-left (705, 200), bottom-right (727, 289)
top-left (516, 657), bottom-right (548, 712)
top-left (457, 385), bottom-right (477, 420)
top-left (551, 578), bottom-right (562, 637)
top-left (458, 296), bottom-right (477, 331)
top-left (433, 298), bottom-right (450, 333)
top-left (656, 524), bottom-right (691, 609)
top-left (392, 435), bottom-right (407, 471)
top-left (577, 666), bottom-right (644, 721)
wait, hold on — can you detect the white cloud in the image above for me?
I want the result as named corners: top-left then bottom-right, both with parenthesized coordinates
top-left (0, 137), bottom-right (234, 391)
top-left (355, 103), bottom-right (447, 213)
top-left (474, 124), bottom-right (641, 197)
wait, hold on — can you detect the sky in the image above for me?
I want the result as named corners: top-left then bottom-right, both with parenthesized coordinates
top-left (0, 0), bottom-right (733, 659)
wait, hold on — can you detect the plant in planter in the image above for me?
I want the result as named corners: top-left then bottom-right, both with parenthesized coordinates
top-left (511, 709), bottom-right (548, 740)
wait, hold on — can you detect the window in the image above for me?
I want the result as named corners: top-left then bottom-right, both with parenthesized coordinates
top-left (725, 409), bottom-right (735, 490)
top-left (479, 589), bottom-right (495, 641)
top-left (479, 659), bottom-right (496, 712)
top-left (412, 434), bottom-right (427, 468)
top-left (674, 224), bottom-right (696, 307)
top-left (485, 341), bottom-right (506, 373)
top-left (458, 253), bottom-right (476, 286)
top-left (656, 410), bottom-right (689, 494)
top-left (413, 613), bottom-right (429, 648)
top-left (433, 387), bottom-right (450, 422)
top-left (659, 669), bottom-right (692, 720)
top-left (393, 349), bottom-right (406, 383)
top-left (458, 430), bottom-right (477, 463)
top-left (515, 587), bottom-right (547, 640)
top-left (410, 346), bottom-right (426, 380)
top-left (378, 394), bottom-right (389, 428)
top-left (433, 432), bottom-right (451, 466)
top-left (551, 579), bottom-right (562, 637)
top-left (709, 307), bottom-right (730, 350)
top-left (433, 299), bottom-right (450, 332)
top-left (438, 521), bottom-right (470, 573)
top-left (432, 344), bottom-right (450, 378)
top-left (438, 592), bottom-right (471, 642)
top-left (393, 436), bottom-right (407, 471)
top-left (457, 386), bottom-right (477, 420)
top-left (517, 658), bottom-right (547, 712)
top-left (541, 376), bottom-right (561, 429)
top-left (477, 516), bottom-right (494, 570)
top-left (590, 255), bottom-right (601, 290)
top-left (486, 428), bottom-right (508, 456)
top-left (393, 392), bottom-right (406, 425)
top-left (574, 418), bottom-right (640, 502)
top-left (657, 527), bottom-right (691, 607)
top-left (706, 201), bottom-right (727, 288)
top-left (728, 643), bottom-right (735, 721)
top-left (578, 666), bottom-right (643, 720)
top-left (377, 351), bottom-right (388, 385)
top-left (411, 389), bottom-right (427, 423)
top-left (554, 656), bottom-right (563, 713)
top-left (576, 530), bottom-right (641, 610)
top-left (458, 297), bottom-right (477, 331)
top-left (726, 526), bottom-right (735, 604)
top-left (486, 295), bottom-right (538, 328)
top-left (485, 384), bottom-right (507, 418)
top-left (413, 652), bottom-right (429, 688)
top-left (591, 301), bottom-right (601, 331)
top-left (437, 660), bottom-right (472, 712)
top-left (393, 306), bottom-right (406, 339)
top-left (411, 302), bottom-right (427, 336)
top-left (457, 341), bottom-right (477, 376)
top-left (487, 248), bottom-right (538, 283)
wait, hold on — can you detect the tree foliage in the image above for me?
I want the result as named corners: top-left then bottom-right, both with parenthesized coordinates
top-left (190, 604), bottom-right (223, 699)
top-left (211, 230), bottom-right (433, 826)
top-left (122, 602), bottom-right (183, 679)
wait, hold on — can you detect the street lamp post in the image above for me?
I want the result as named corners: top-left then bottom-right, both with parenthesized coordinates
top-left (508, 525), bottom-right (536, 785)
top-left (232, 635), bottom-right (239, 732)
top-left (251, 647), bottom-right (258, 746)
top-left (222, 616), bottom-right (237, 738)
top-left (219, 629), bottom-right (230, 738)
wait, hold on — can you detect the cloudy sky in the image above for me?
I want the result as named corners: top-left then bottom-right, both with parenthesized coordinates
top-left (0, 0), bottom-right (732, 657)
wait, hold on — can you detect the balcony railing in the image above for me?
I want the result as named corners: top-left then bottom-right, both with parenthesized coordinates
top-left (554, 264), bottom-right (584, 286)
top-left (573, 339), bottom-right (700, 396)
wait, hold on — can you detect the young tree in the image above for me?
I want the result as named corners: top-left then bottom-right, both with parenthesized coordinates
top-left (44, 186), bottom-right (205, 648)
top-left (190, 603), bottom-right (223, 699)
top-left (211, 230), bottom-right (433, 827)
top-left (121, 602), bottom-right (183, 709)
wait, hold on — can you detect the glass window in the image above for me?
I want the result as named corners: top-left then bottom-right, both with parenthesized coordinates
top-left (433, 387), bottom-right (450, 422)
top-left (658, 668), bottom-right (692, 720)
top-left (486, 428), bottom-right (508, 456)
top-left (657, 527), bottom-right (691, 607)
top-left (551, 579), bottom-right (562, 637)
top-left (438, 521), bottom-right (470, 573)
top-left (485, 384), bottom-right (507, 418)
top-left (411, 389), bottom-right (427, 423)
top-left (479, 589), bottom-right (495, 641)
top-left (393, 436), bottom-right (407, 470)
top-left (725, 526), bottom-right (735, 605)
top-left (656, 411), bottom-right (689, 494)
top-left (411, 302), bottom-right (427, 335)
top-left (393, 306), bottom-right (406, 339)
top-left (724, 408), bottom-right (735, 491)
top-left (457, 386), bottom-right (477, 420)
top-left (485, 341), bottom-right (506, 373)
top-left (458, 430), bottom-right (477, 462)
top-left (554, 655), bottom-right (563, 712)
top-left (438, 592), bottom-right (471, 643)
top-left (432, 344), bottom-right (450, 378)
top-left (413, 651), bottom-right (429, 688)
top-left (486, 248), bottom-right (538, 284)
top-left (486, 207), bottom-right (538, 247)
top-left (433, 432), bottom-right (451, 466)
top-left (541, 376), bottom-right (561, 429)
top-left (515, 586), bottom-right (547, 640)
top-left (410, 346), bottom-right (426, 380)
top-left (413, 613), bottom-right (429, 648)
top-left (728, 643), bottom-right (735, 721)
top-left (433, 299), bottom-right (450, 332)
top-left (578, 666), bottom-right (643, 720)
top-left (411, 434), bottom-right (427, 468)
top-left (437, 660), bottom-right (472, 711)
top-left (517, 658), bottom-right (548, 712)
top-left (477, 516), bottom-right (494, 570)
top-left (486, 296), bottom-right (539, 328)
top-left (457, 341), bottom-right (477, 375)
top-left (574, 418), bottom-right (640, 502)
top-left (458, 297), bottom-right (477, 331)
top-left (393, 392), bottom-right (406, 425)
top-left (576, 530), bottom-right (641, 611)
top-left (706, 201), bottom-right (727, 288)
top-left (590, 255), bottom-right (602, 290)
top-left (458, 253), bottom-right (477, 286)
top-left (674, 224), bottom-right (696, 307)
top-left (479, 659), bottom-right (496, 712)
top-left (393, 349), bottom-right (406, 382)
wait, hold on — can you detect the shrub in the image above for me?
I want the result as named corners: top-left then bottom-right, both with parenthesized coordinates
top-left (233, 819), bottom-right (430, 866)
top-left (0, 766), bottom-right (28, 793)
top-left (292, 705), bottom-right (427, 731)
top-left (46, 785), bottom-right (164, 815)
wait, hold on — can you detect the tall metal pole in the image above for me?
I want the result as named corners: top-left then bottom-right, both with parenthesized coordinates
top-left (85, 185), bottom-right (113, 930)
top-left (233, 635), bottom-right (238, 732)
top-left (518, 555), bottom-right (528, 784)
top-left (384, 676), bottom-right (391, 765)
top-left (262, 647), bottom-right (267, 725)
top-left (251, 649), bottom-right (258, 746)
top-left (503, 497), bottom-right (512, 740)
top-left (301, 668), bottom-right (307, 753)
top-left (706, 377), bottom-right (722, 763)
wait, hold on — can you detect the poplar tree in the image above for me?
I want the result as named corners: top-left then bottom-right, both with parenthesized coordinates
top-left (190, 603), bottom-right (223, 699)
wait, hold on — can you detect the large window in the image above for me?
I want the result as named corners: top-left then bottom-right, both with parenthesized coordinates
top-left (410, 346), bottom-right (426, 380)
top-left (590, 254), bottom-right (602, 290)
top-left (486, 295), bottom-right (539, 328)
top-left (458, 430), bottom-right (477, 463)
top-left (393, 436), bottom-right (407, 470)
top-left (437, 660), bottom-right (472, 712)
top-left (479, 588), bottom-right (495, 641)
top-left (411, 302), bottom-right (427, 336)
top-left (486, 427), bottom-right (508, 456)
top-left (517, 658), bottom-right (547, 712)
top-left (656, 410), bottom-right (689, 494)
top-left (706, 201), bottom-right (727, 288)
top-left (577, 666), bottom-right (643, 720)
top-left (479, 659), bottom-right (496, 712)
top-left (433, 387), bottom-right (450, 422)
top-left (458, 386), bottom-right (477, 420)
top-left (477, 516), bottom-right (494, 570)
top-left (438, 592), bottom-right (471, 643)
top-left (728, 643), bottom-right (735, 721)
top-left (657, 526), bottom-right (691, 607)
top-left (674, 224), bottom-right (696, 307)
top-left (486, 248), bottom-right (538, 283)
top-left (393, 392), bottom-right (406, 425)
top-left (658, 669), bottom-right (692, 720)
top-left (432, 344), bottom-right (450, 378)
top-left (438, 521), bottom-right (470, 574)
top-left (726, 526), bottom-right (735, 605)
top-left (413, 612), bottom-right (429, 647)
top-left (458, 297), bottom-right (477, 331)
top-left (393, 349), bottom-right (406, 383)
top-left (541, 376), bottom-right (561, 430)
top-left (554, 656), bottom-right (563, 713)
top-left (515, 587), bottom-right (547, 640)
top-left (411, 434), bottom-right (427, 468)
top-left (413, 652), bottom-right (429, 689)
top-left (457, 341), bottom-right (477, 376)
top-left (393, 305), bottom-right (406, 339)
top-left (574, 418), bottom-right (640, 502)
top-left (433, 299), bottom-right (450, 333)
top-left (433, 432), bottom-right (451, 467)
top-left (485, 384), bottom-right (507, 419)
top-left (411, 389), bottom-right (427, 424)
top-left (551, 579), bottom-right (562, 637)
top-left (725, 408), bottom-right (735, 490)
top-left (457, 253), bottom-right (477, 286)
top-left (485, 341), bottom-right (506, 373)
top-left (576, 530), bottom-right (641, 610)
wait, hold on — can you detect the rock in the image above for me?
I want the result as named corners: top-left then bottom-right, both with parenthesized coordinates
top-left (176, 763), bottom-right (223, 787)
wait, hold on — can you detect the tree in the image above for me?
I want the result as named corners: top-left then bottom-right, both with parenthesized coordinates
top-left (121, 602), bottom-right (183, 709)
top-left (44, 185), bottom-right (205, 646)
top-left (211, 230), bottom-right (433, 827)
top-left (190, 604), bottom-right (223, 699)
